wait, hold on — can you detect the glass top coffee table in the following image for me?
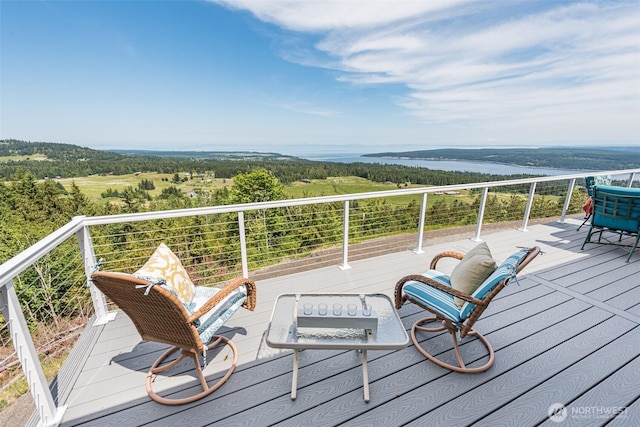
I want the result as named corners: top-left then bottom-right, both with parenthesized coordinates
top-left (265, 293), bottom-right (409, 402)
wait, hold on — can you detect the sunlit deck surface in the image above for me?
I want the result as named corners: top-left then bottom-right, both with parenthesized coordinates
top-left (54, 218), bottom-right (639, 426)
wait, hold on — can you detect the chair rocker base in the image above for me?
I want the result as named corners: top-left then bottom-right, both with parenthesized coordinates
top-left (146, 335), bottom-right (238, 405)
top-left (411, 317), bottom-right (495, 374)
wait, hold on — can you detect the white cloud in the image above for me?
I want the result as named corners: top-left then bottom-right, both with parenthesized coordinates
top-left (215, 0), bottom-right (465, 31)
top-left (211, 0), bottom-right (640, 142)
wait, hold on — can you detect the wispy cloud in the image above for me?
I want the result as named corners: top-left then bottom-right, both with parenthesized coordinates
top-left (212, 0), bottom-right (640, 138)
top-left (215, 0), bottom-right (464, 31)
top-left (277, 102), bottom-right (342, 118)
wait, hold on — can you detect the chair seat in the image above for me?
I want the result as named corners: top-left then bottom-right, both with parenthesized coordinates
top-left (193, 285), bottom-right (247, 344)
top-left (402, 270), bottom-right (461, 324)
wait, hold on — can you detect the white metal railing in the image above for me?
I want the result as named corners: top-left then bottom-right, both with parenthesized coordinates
top-left (0, 168), bottom-right (638, 426)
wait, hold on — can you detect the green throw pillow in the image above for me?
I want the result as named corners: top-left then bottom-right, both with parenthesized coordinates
top-left (450, 242), bottom-right (498, 308)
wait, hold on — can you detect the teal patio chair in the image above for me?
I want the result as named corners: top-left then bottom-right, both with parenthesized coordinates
top-left (581, 185), bottom-right (640, 262)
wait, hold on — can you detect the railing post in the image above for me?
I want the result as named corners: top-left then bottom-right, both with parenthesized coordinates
top-left (627, 173), bottom-right (636, 188)
top-left (76, 220), bottom-right (115, 326)
top-left (473, 187), bottom-right (489, 242)
top-left (339, 200), bottom-right (351, 270)
top-left (519, 182), bottom-right (537, 232)
top-left (414, 193), bottom-right (428, 254)
top-left (0, 280), bottom-right (66, 427)
top-left (559, 178), bottom-right (576, 224)
top-left (238, 211), bottom-right (249, 278)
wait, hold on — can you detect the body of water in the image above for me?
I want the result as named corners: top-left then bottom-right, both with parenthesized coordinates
top-left (303, 154), bottom-right (591, 176)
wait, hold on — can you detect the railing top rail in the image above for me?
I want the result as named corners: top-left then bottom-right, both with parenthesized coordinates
top-left (0, 216), bottom-right (86, 286)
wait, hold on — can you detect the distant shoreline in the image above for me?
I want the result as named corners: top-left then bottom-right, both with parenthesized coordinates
top-left (359, 147), bottom-right (640, 173)
top-left (369, 154), bottom-right (590, 171)
top-left (305, 154), bottom-right (589, 176)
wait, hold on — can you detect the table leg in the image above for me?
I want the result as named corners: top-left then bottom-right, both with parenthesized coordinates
top-left (291, 349), bottom-right (299, 400)
top-left (361, 349), bottom-right (370, 402)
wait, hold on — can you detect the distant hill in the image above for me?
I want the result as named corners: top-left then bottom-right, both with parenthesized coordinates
top-left (0, 139), bottom-right (125, 161)
top-left (110, 149), bottom-right (298, 161)
top-left (364, 147), bottom-right (640, 171)
top-left (0, 140), bottom-right (298, 162)
top-left (0, 140), bottom-right (303, 180)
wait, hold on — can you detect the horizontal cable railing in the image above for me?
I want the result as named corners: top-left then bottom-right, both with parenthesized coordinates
top-left (0, 168), bottom-right (638, 426)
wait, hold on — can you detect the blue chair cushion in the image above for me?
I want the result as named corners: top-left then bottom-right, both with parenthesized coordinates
top-left (402, 270), bottom-right (461, 324)
top-left (192, 285), bottom-right (247, 344)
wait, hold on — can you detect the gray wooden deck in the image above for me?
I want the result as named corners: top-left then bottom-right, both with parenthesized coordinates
top-left (53, 218), bottom-right (639, 426)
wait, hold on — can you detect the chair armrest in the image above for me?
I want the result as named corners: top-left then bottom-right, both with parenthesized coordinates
top-left (228, 277), bottom-right (257, 311)
top-left (394, 274), bottom-right (484, 309)
top-left (515, 246), bottom-right (541, 274)
top-left (187, 277), bottom-right (257, 323)
top-left (429, 251), bottom-right (464, 270)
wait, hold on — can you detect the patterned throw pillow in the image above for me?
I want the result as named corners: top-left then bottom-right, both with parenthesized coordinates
top-left (594, 175), bottom-right (612, 186)
top-left (450, 242), bottom-right (498, 308)
top-left (134, 243), bottom-right (196, 304)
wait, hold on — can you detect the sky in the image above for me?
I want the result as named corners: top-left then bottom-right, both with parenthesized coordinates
top-left (1, 0), bottom-right (639, 156)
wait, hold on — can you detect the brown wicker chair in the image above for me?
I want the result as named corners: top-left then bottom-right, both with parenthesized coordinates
top-left (91, 271), bottom-right (256, 405)
top-left (395, 246), bottom-right (539, 373)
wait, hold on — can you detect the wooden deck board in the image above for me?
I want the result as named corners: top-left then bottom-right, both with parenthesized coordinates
top-left (409, 321), bottom-right (640, 427)
top-left (54, 219), bottom-right (639, 426)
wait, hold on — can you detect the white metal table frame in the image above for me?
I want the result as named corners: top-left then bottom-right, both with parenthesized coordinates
top-left (265, 293), bottom-right (409, 402)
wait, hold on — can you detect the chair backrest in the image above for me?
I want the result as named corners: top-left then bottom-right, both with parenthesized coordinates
top-left (459, 247), bottom-right (540, 337)
top-left (585, 176), bottom-right (596, 197)
top-left (592, 185), bottom-right (640, 233)
top-left (91, 271), bottom-right (205, 354)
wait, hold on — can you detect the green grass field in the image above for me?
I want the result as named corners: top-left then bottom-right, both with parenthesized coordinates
top-left (54, 173), bottom-right (476, 208)
top-left (287, 176), bottom-right (475, 205)
top-left (0, 153), bottom-right (49, 162)
top-left (287, 176), bottom-right (397, 197)
top-left (55, 172), bottom-right (231, 202)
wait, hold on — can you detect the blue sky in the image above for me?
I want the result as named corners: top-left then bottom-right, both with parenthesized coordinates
top-left (1, 0), bottom-right (639, 156)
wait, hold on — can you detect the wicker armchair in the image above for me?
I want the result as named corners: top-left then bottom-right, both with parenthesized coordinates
top-left (91, 271), bottom-right (256, 405)
top-left (395, 246), bottom-right (539, 373)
